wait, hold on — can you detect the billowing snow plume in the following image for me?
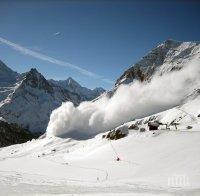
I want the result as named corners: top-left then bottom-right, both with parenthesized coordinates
top-left (46, 59), bottom-right (200, 138)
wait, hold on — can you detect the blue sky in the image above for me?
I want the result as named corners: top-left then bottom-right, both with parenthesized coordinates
top-left (0, 0), bottom-right (199, 89)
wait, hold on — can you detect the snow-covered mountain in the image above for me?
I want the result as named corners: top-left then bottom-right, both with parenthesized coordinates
top-left (49, 77), bottom-right (105, 101)
top-left (46, 40), bottom-right (200, 140)
top-left (0, 62), bottom-right (105, 133)
top-left (115, 40), bottom-right (200, 86)
top-left (0, 40), bottom-right (200, 195)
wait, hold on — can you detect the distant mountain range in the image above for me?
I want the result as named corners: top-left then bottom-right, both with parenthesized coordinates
top-left (49, 78), bottom-right (105, 101)
top-left (0, 60), bottom-right (105, 134)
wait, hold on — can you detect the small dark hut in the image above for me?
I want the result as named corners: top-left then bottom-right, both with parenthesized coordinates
top-left (148, 121), bottom-right (160, 131)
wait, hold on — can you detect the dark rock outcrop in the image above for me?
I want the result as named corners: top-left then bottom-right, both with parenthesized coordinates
top-left (103, 128), bottom-right (127, 140)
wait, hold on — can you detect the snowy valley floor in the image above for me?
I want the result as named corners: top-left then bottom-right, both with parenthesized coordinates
top-left (0, 129), bottom-right (200, 195)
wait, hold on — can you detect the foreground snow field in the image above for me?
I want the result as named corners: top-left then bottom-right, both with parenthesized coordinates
top-left (0, 127), bottom-right (200, 195)
top-left (0, 90), bottom-right (200, 195)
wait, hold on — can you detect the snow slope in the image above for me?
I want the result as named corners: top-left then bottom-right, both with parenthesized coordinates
top-left (0, 95), bottom-right (200, 195)
top-left (0, 128), bottom-right (199, 195)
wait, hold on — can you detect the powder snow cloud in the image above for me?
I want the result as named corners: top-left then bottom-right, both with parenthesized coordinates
top-left (46, 58), bottom-right (200, 139)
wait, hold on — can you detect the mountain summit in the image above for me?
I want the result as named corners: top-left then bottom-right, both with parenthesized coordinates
top-left (20, 68), bottom-right (53, 93)
top-left (115, 40), bottom-right (200, 86)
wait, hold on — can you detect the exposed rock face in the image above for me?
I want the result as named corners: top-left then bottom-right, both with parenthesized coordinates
top-left (22, 68), bottom-right (53, 93)
top-left (115, 40), bottom-right (200, 86)
top-left (0, 120), bottom-right (34, 147)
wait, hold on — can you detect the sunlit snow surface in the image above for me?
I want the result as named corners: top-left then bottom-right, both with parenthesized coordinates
top-left (0, 131), bottom-right (200, 195)
top-left (0, 96), bottom-right (200, 195)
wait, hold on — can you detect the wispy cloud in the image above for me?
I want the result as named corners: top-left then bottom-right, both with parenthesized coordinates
top-left (0, 36), bottom-right (114, 85)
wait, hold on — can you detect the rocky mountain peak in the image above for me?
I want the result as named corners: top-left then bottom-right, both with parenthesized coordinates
top-left (49, 77), bottom-right (105, 101)
top-left (162, 39), bottom-right (181, 48)
top-left (65, 77), bottom-right (81, 88)
top-left (21, 68), bottom-right (53, 93)
top-left (93, 87), bottom-right (105, 94)
top-left (115, 40), bottom-right (200, 86)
